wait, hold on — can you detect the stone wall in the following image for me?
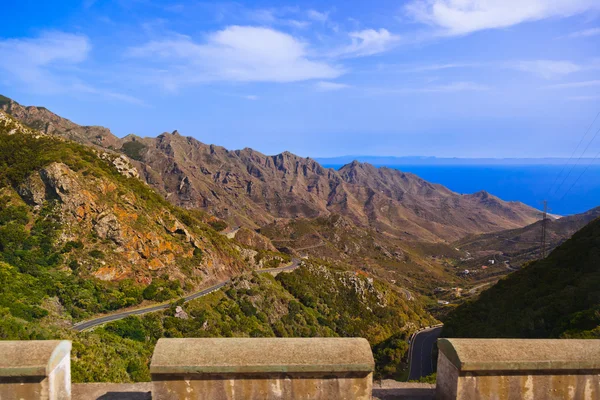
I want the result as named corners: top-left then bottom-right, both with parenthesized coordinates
top-left (0, 340), bottom-right (71, 400)
top-left (436, 338), bottom-right (600, 400)
top-left (150, 337), bottom-right (374, 400)
top-left (3, 338), bottom-right (600, 399)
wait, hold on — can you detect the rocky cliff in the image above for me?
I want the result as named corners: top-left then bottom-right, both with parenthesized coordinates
top-left (0, 111), bottom-right (250, 295)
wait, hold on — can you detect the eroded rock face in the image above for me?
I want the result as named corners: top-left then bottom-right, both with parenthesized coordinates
top-left (14, 162), bottom-right (243, 284)
top-left (101, 153), bottom-right (140, 180)
top-left (93, 211), bottom-right (124, 245)
top-left (17, 173), bottom-right (47, 207)
top-left (234, 228), bottom-right (277, 252)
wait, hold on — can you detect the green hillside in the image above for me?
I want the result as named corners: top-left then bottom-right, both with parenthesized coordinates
top-left (443, 216), bottom-right (600, 339)
top-left (82, 266), bottom-right (436, 382)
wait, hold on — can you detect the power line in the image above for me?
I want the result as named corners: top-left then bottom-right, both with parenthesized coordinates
top-left (540, 200), bottom-right (548, 259)
top-left (546, 112), bottom-right (600, 198)
top-left (552, 126), bottom-right (600, 199)
top-left (559, 147), bottom-right (600, 202)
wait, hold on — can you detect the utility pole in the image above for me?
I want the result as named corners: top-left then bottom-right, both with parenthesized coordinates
top-left (540, 200), bottom-right (548, 259)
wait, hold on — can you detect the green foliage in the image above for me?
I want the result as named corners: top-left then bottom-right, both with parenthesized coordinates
top-left (411, 373), bottom-right (437, 384)
top-left (209, 220), bottom-right (228, 231)
top-left (142, 278), bottom-right (182, 302)
top-left (443, 217), bottom-right (600, 339)
top-left (98, 267), bottom-right (436, 382)
top-left (88, 249), bottom-right (104, 259)
top-left (121, 141), bottom-right (147, 161)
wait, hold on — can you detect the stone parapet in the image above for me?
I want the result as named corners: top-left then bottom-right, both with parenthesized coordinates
top-left (436, 338), bottom-right (600, 400)
top-left (0, 340), bottom-right (72, 400)
top-left (150, 337), bottom-right (374, 400)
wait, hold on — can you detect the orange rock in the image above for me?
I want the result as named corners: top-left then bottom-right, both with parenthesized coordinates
top-left (149, 258), bottom-right (165, 270)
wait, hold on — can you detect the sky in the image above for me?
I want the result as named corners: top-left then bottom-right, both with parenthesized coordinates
top-left (1, 0), bottom-right (600, 158)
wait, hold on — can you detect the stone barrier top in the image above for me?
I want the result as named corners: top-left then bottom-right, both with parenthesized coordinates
top-left (0, 340), bottom-right (72, 377)
top-left (438, 338), bottom-right (600, 372)
top-left (150, 338), bottom-right (374, 375)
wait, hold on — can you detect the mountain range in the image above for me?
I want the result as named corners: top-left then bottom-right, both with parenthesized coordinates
top-left (0, 95), bottom-right (540, 245)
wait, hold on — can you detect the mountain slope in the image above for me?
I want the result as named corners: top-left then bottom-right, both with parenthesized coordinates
top-left (0, 111), bottom-right (252, 321)
top-left (1, 96), bottom-right (541, 243)
top-left (442, 216), bottom-right (600, 338)
top-left (456, 206), bottom-right (600, 267)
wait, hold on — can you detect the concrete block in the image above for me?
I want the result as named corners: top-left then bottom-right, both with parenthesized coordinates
top-left (150, 337), bottom-right (374, 400)
top-left (0, 340), bottom-right (72, 400)
top-left (436, 338), bottom-right (600, 400)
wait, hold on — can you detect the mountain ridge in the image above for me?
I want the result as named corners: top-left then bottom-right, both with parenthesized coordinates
top-left (1, 95), bottom-right (541, 243)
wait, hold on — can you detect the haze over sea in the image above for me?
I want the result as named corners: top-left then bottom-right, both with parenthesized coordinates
top-left (322, 164), bottom-right (600, 216)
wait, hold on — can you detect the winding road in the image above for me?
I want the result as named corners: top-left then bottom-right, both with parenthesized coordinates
top-left (407, 326), bottom-right (443, 381)
top-left (73, 259), bottom-right (301, 332)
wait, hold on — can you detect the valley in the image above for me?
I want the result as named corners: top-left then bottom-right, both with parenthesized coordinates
top-left (1, 95), bottom-right (598, 385)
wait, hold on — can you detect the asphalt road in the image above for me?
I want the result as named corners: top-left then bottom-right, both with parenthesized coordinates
top-left (407, 326), bottom-right (443, 381)
top-left (73, 259), bottom-right (301, 332)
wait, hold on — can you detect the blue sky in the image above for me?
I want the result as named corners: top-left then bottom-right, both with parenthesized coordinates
top-left (1, 0), bottom-right (600, 158)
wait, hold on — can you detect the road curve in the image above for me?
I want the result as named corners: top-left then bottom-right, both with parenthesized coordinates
top-left (407, 326), bottom-right (442, 381)
top-left (73, 259), bottom-right (301, 332)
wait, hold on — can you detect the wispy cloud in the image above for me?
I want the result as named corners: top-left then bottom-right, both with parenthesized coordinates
top-left (370, 81), bottom-right (489, 94)
top-left (244, 95), bottom-right (259, 100)
top-left (0, 31), bottom-right (146, 105)
top-left (567, 27), bottom-right (600, 38)
top-left (546, 80), bottom-right (600, 89)
top-left (72, 83), bottom-right (149, 106)
top-left (307, 10), bottom-right (329, 23)
top-left (405, 0), bottom-right (600, 36)
top-left (508, 60), bottom-right (582, 79)
top-left (390, 62), bottom-right (481, 73)
top-left (0, 31), bottom-right (90, 88)
top-left (244, 7), bottom-right (311, 29)
top-left (315, 81), bottom-right (350, 91)
top-left (129, 26), bottom-right (343, 90)
top-left (334, 29), bottom-right (400, 58)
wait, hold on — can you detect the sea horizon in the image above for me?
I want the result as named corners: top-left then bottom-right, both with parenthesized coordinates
top-left (322, 163), bottom-right (600, 216)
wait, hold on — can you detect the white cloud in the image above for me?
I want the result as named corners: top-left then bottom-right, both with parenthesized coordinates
top-left (0, 31), bottom-right (145, 105)
top-left (546, 80), bottom-right (600, 89)
top-left (509, 60), bottom-right (582, 79)
top-left (315, 81), bottom-right (350, 91)
top-left (335, 29), bottom-right (400, 58)
top-left (245, 8), bottom-right (310, 29)
top-left (244, 95), bottom-right (259, 100)
top-left (307, 10), bottom-right (329, 23)
top-left (129, 26), bottom-right (343, 89)
top-left (405, 0), bottom-right (600, 36)
top-left (0, 31), bottom-right (90, 88)
top-left (568, 27), bottom-right (600, 38)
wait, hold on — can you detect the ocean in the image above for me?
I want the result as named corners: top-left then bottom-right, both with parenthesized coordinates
top-left (322, 164), bottom-right (600, 216)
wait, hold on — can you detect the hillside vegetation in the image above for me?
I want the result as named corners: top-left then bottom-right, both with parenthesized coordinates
top-left (85, 265), bottom-right (436, 382)
top-left (443, 216), bottom-right (600, 338)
